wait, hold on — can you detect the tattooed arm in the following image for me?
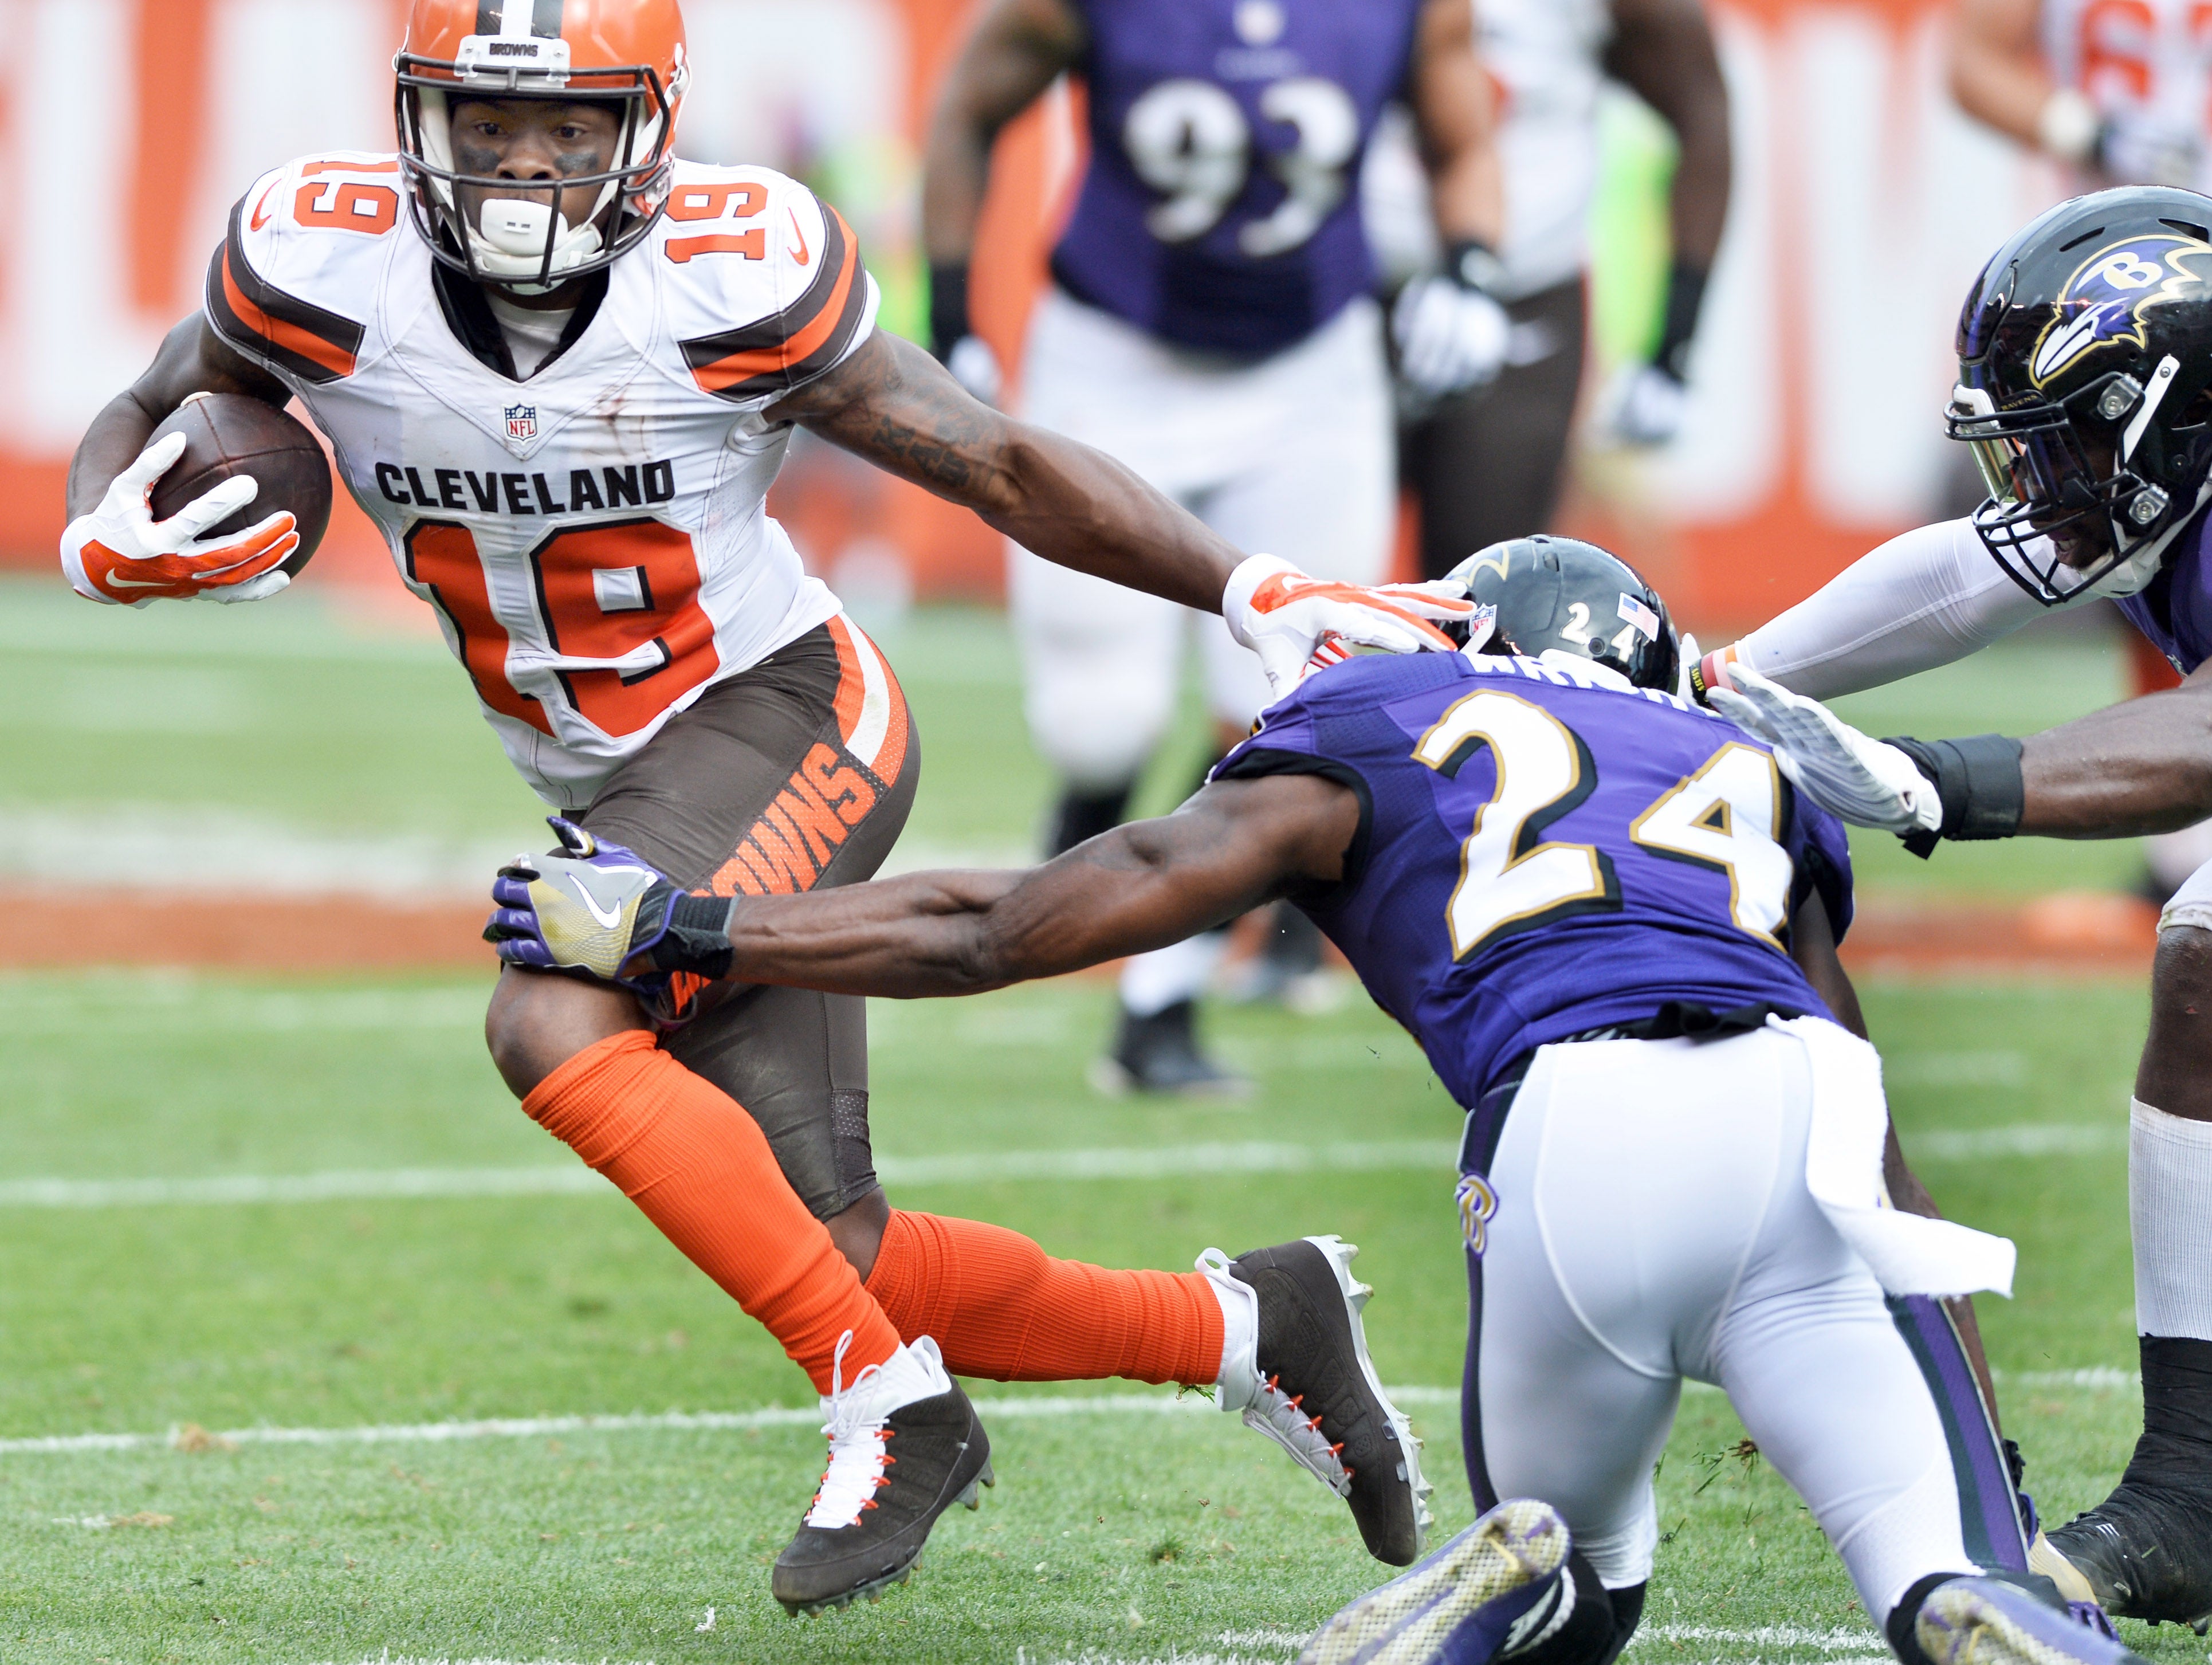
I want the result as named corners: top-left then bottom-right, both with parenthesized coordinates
top-left (768, 329), bottom-right (1241, 612)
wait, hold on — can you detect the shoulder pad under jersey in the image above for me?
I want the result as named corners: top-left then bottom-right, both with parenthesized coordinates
top-left (651, 162), bottom-right (878, 406)
top-left (205, 151), bottom-right (403, 386)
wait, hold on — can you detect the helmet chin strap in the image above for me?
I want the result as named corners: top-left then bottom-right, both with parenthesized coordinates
top-left (2089, 470), bottom-right (2212, 599)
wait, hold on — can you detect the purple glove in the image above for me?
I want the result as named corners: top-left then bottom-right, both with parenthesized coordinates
top-left (484, 817), bottom-right (733, 990)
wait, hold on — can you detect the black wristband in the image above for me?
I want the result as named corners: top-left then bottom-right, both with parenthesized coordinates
top-left (1652, 260), bottom-right (1710, 380)
top-left (652, 892), bottom-right (736, 981)
top-left (928, 262), bottom-right (972, 362)
top-left (1885, 734), bottom-right (2025, 857)
top-left (1441, 239), bottom-right (1506, 297)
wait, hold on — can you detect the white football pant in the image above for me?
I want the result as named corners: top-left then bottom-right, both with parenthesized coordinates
top-left (1008, 287), bottom-right (1396, 791)
top-left (1470, 1027), bottom-right (1979, 1620)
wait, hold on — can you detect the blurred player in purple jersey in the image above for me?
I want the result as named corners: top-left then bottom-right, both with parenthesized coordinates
top-left (921, 0), bottom-right (1512, 1093)
top-left (1696, 188), bottom-right (2212, 1631)
top-left (493, 536), bottom-right (2136, 1665)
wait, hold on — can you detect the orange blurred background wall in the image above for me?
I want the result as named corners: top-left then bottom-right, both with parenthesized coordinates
top-left (5, 0), bottom-right (2052, 633)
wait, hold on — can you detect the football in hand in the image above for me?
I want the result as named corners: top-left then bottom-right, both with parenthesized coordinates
top-left (147, 392), bottom-right (334, 576)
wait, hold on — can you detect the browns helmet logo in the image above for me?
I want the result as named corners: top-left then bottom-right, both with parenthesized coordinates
top-left (2030, 235), bottom-right (2212, 387)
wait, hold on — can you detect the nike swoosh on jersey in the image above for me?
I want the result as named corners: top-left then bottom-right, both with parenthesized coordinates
top-left (250, 180), bottom-right (281, 232)
top-left (788, 207), bottom-right (811, 266)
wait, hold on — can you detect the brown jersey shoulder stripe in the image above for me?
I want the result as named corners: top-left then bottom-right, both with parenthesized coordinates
top-left (205, 198), bottom-right (366, 385)
top-left (680, 206), bottom-right (869, 402)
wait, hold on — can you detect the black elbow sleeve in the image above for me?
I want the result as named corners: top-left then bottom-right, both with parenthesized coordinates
top-left (1885, 734), bottom-right (2025, 857)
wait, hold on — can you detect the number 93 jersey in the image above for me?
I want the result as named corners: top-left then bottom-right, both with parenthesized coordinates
top-left (1051, 0), bottom-right (1424, 358)
top-left (1215, 650), bottom-right (1858, 1106)
top-left (204, 151), bottom-right (876, 810)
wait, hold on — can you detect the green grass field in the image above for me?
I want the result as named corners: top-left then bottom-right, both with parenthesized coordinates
top-left (0, 581), bottom-right (2194, 1663)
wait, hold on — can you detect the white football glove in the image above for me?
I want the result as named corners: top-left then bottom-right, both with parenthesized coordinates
top-left (943, 335), bottom-right (1003, 408)
top-left (1392, 276), bottom-right (1510, 398)
top-left (1706, 663), bottom-right (1942, 835)
top-left (1225, 555), bottom-right (1477, 700)
top-left (1598, 362), bottom-right (1691, 448)
top-left (61, 430), bottom-right (297, 607)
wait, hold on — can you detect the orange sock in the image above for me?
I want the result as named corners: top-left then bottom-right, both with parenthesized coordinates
top-left (864, 1209), bottom-right (1224, 1386)
top-left (524, 1031), bottom-right (900, 1394)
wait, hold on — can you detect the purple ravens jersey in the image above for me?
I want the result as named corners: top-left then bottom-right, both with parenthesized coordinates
top-left (1215, 650), bottom-right (1857, 1106)
top-left (2119, 503), bottom-right (2212, 673)
top-left (1050, 0), bottom-right (1423, 358)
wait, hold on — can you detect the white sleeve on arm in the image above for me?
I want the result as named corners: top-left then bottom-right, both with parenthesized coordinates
top-left (1732, 519), bottom-right (2061, 698)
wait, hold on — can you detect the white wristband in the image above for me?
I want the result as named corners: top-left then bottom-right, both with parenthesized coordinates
top-left (2037, 88), bottom-right (2101, 164)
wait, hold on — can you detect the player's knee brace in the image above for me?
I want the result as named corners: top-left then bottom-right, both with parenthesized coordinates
top-left (1510, 1552), bottom-right (1641, 1665)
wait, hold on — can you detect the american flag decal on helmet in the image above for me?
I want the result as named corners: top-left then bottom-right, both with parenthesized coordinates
top-left (477, 0), bottom-right (563, 35)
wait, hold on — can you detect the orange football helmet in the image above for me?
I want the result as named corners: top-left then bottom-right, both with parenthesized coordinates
top-left (394, 0), bottom-right (689, 290)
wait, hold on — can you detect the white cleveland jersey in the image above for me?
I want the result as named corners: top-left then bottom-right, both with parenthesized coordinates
top-left (1359, 0), bottom-right (1612, 299)
top-left (1482, 0), bottom-right (1611, 298)
top-left (2042, 0), bottom-right (2212, 190)
top-left (206, 152), bottom-right (877, 808)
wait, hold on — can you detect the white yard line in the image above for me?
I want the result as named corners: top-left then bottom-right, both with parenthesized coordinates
top-left (0, 1375), bottom-right (2117, 1462)
top-left (0, 1142), bottom-right (1461, 1209)
top-left (1, 1391), bottom-right (1373, 1459)
top-left (0, 1117), bottom-right (2142, 1211)
top-left (1908, 1124), bottom-right (2126, 1159)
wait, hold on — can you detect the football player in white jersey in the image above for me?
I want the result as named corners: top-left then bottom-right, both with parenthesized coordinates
top-left (1369, 0), bottom-right (1731, 582)
top-left (1952, 0), bottom-right (2212, 193)
top-left (58, 0), bottom-right (1470, 1617)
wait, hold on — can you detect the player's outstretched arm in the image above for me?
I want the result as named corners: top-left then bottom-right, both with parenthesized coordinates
top-left (1696, 520), bottom-right (2050, 704)
top-left (2011, 667), bottom-right (2212, 837)
top-left (770, 332), bottom-right (1474, 679)
top-left (769, 329), bottom-right (1241, 612)
top-left (1715, 657), bottom-right (2212, 847)
top-left (487, 775), bottom-right (1361, 999)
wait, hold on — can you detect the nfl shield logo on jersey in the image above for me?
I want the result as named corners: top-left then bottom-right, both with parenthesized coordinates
top-left (505, 405), bottom-right (538, 442)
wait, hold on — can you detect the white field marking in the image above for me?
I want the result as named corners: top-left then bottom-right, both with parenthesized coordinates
top-left (1884, 1050), bottom-right (2026, 1087)
top-left (0, 1390), bottom-right (1313, 1458)
top-left (0, 1141), bottom-right (1462, 1210)
top-left (2, 1113), bottom-right (2141, 1208)
top-left (1909, 1124), bottom-right (2125, 1160)
top-left (312, 1658), bottom-right (662, 1665)
top-left (0, 803), bottom-right (524, 899)
top-left (0, 983), bottom-right (492, 1036)
top-left (1023, 1656), bottom-right (1290, 1665)
top-left (1630, 1627), bottom-right (1884, 1655)
top-left (2, 1372), bottom-right (2125, 1462)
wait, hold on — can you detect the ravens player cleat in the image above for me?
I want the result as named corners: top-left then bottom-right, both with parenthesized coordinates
top-left (2042, 1487), bottom-right (2212, 1632)
top-left (771, 1336), bottom-right (993, 1616)
top-left (1917, 1576), bottom-right (2153, 1665)
top-left (1298, 1498), bottom-right (1572, 1665)
top-left (1203, 1235), bottom-right (1433, 1565)
top-left (2041, 1337), bottom-right (2212, 1631)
